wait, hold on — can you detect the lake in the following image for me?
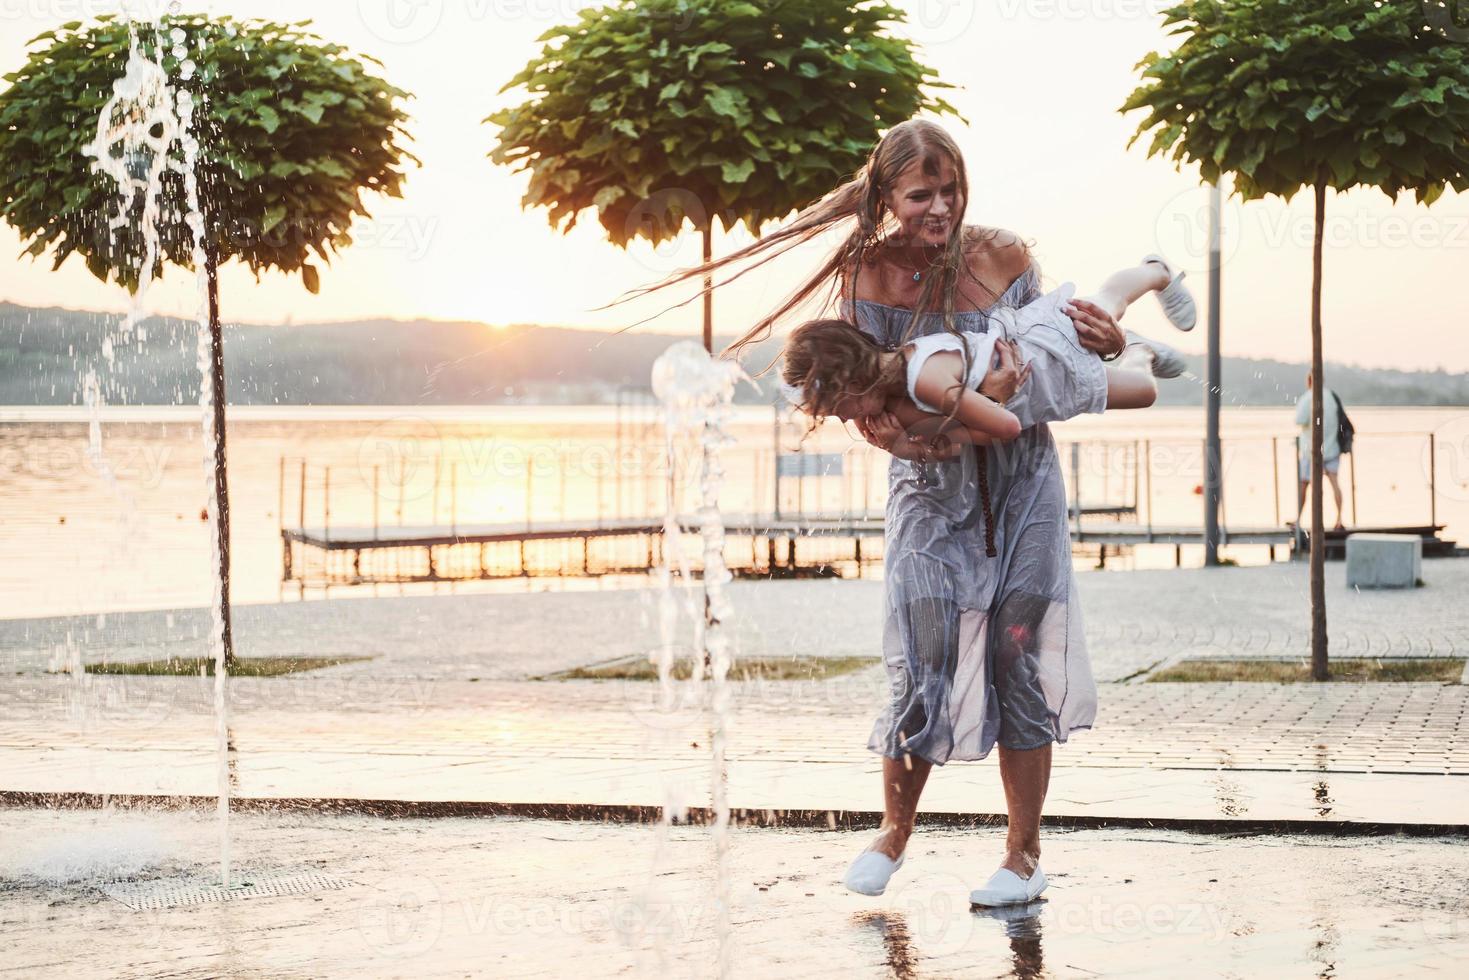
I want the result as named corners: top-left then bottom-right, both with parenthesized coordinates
top-left (2, 404), bottom-right (1465, 620)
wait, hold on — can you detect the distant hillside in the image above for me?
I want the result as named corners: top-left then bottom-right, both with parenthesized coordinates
top-left (1, 301), bottom-right (1464, 408)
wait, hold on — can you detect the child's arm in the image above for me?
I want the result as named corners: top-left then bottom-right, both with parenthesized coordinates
top-left (910, 350), bottom-right (1023, 442)
top-left (886, 397), bottom-right (994, 449)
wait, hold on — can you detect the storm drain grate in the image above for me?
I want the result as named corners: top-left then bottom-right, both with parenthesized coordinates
top-left (102, 869), bottom-right (353, 910)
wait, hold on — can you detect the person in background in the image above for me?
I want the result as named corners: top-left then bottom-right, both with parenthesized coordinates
top-left (1295, 370), bottom-right (1346, 531)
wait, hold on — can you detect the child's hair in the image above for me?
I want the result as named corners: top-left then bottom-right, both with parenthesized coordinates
top-left (781, 319), bottom-right (903, 419)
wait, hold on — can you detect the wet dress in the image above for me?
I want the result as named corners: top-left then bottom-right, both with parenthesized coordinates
top-left (851, 265), bottom-right (1098, 765)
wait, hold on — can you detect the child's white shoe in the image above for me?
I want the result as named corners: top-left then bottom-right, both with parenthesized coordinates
top-left (1125, 329), bottom-right (1187, 380)
top-left (970, 864), bottom-right (1048, 907)
top-left (1143, 254), bottom-right (1197, 332)
top-left (844, 850), bottom-right (905, 896)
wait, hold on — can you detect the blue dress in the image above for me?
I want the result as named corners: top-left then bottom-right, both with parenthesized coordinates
top-left (851, 264), bottom-right (1097, 765)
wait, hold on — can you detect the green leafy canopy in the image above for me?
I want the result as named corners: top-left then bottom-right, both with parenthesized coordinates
top-left (0, 14), bottom-right (417, 293)
top-left (1121, 0), bottom-right (1469, 204)
top-left (488, 0), bottom-right (957, 246)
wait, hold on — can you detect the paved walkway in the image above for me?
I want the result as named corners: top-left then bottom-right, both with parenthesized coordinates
top-left (3, 561), bottom-right (1467, 827)
top-left (4, 559), bottom-right (1468, 684)
top-left (4, 675), bottom-right (1467, 827)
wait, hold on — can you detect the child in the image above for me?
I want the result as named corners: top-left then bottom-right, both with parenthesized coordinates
top-left (781, 256), bottom-right (1195, 459)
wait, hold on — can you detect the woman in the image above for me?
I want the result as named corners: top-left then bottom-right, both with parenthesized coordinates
top-left (635, 119), bottom-right (1127, 907)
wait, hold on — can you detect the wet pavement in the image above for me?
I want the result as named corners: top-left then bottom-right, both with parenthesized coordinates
top-left (4, 564), bottom-right (1469, 975)
top-left (2, 809), bottom-right (1468, 978)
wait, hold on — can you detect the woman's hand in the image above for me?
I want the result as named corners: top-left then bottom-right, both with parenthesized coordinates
top-left (979, 339), bottom-right (1031, 404)
top-left (860, 412), bottom-right (907, 452)
top-left (1066, 298), bottom-right (1126, 359)
top-left (857, 412), bottom-right (940, 461)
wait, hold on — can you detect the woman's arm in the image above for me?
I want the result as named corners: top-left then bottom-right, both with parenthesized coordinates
top-left (856, 413), bottom-right (965, 461)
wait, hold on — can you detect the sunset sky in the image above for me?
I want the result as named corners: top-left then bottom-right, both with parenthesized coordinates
top-left (0, 0), bottom-right (1465, 372)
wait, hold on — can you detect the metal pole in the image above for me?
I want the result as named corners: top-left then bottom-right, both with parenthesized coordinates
top-left (1272, 436), bottom-right (1281, 527)
top-left (751, 450), bottom-right (761, 521)
top-left (396, 458), bottom-right (405, 527)
top-left (863, 451), bottom-right (872, 519)
top-left (772, 403), bottom-right (782, 521)
top-left (432, 456), bottom-right (441, 528)
top-left (1132, 439), bottom-right (1140, 517)
top-left (1204, 180), bottom-right (1223, 566)
top-left (1144, 438), bottom-right (1153, 538)
top-left (1430, 433), bottom-right (1438, 527)
top-left (373, 465), bottom-right (380, 540)
top-left (1069, 442), bottom-right (1081, 533)
top-left (1349, 451), bottom-right (1357, 527)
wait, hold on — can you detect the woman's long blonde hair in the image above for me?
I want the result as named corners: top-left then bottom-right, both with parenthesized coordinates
top-left (620, 119), bottom-right (1012, 366)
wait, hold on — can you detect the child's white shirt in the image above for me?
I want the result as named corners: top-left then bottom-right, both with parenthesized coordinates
top-left (902, 332), bottom-right (1000, 415)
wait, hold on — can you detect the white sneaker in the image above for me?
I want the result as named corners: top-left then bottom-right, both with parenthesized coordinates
top-left (844, 850), bottom-right (905, 896)
top-left (1125, 329), bottom-right (1187, 380)
top-left (1142, 254), bottom-right (1197, 332)
top-left (970, 864), bottom-right (1048, 907)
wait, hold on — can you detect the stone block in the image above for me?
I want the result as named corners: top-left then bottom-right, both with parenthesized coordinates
top-left (1345, 533), bottom-right (1422, 589)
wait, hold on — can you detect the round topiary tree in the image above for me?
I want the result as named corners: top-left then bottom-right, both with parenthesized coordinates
top-left (1122, 0), bottom-right (1469, 679)
top-left (489, 0), bottom-right (955, 350)
top-left (0, 14), bottom-right (416, 664)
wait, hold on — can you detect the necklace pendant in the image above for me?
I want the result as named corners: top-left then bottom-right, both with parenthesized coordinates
top-left (912, 271), bottom-right (922, 282)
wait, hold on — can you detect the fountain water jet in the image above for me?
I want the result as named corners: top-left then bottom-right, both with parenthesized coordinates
top-left (651, 341), bottom-right (744, 978)
top-left (82, 6), bottom-right (233, 888)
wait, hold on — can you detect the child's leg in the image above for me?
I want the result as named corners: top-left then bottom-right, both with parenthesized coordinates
top-left (1077, 261), bottom-right (1171, 322)
top-left (1103, 345), bottom-right (1158, 410)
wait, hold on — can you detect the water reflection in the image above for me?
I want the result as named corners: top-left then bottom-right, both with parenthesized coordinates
top-left (973, 901), bottom-right (1047, 979)
top-left (854, 910), bottom-right (918, 979)
top-left (854, 896), bottom-right (1049, 978)
top-left (1313, 744), bottom-right (1334, 818)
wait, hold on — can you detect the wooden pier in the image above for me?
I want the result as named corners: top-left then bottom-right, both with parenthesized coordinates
top-left (277, 424), bottom-right (1458, 589)
top-left (280, 512), bottom-right (1378, 587)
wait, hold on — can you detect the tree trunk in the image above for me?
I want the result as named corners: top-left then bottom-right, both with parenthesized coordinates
top-left (1310, 180), bottom-right (1327, 681)
top-left (702, 223), bottom-right (713, 354)
top-left (205, 246), bottom-right (235, 671)
top-left (1204, 181), bottom-right (1223, 566)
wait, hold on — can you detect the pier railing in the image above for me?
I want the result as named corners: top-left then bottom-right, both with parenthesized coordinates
top-left (277, 426), bottom-right (1455, 588)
